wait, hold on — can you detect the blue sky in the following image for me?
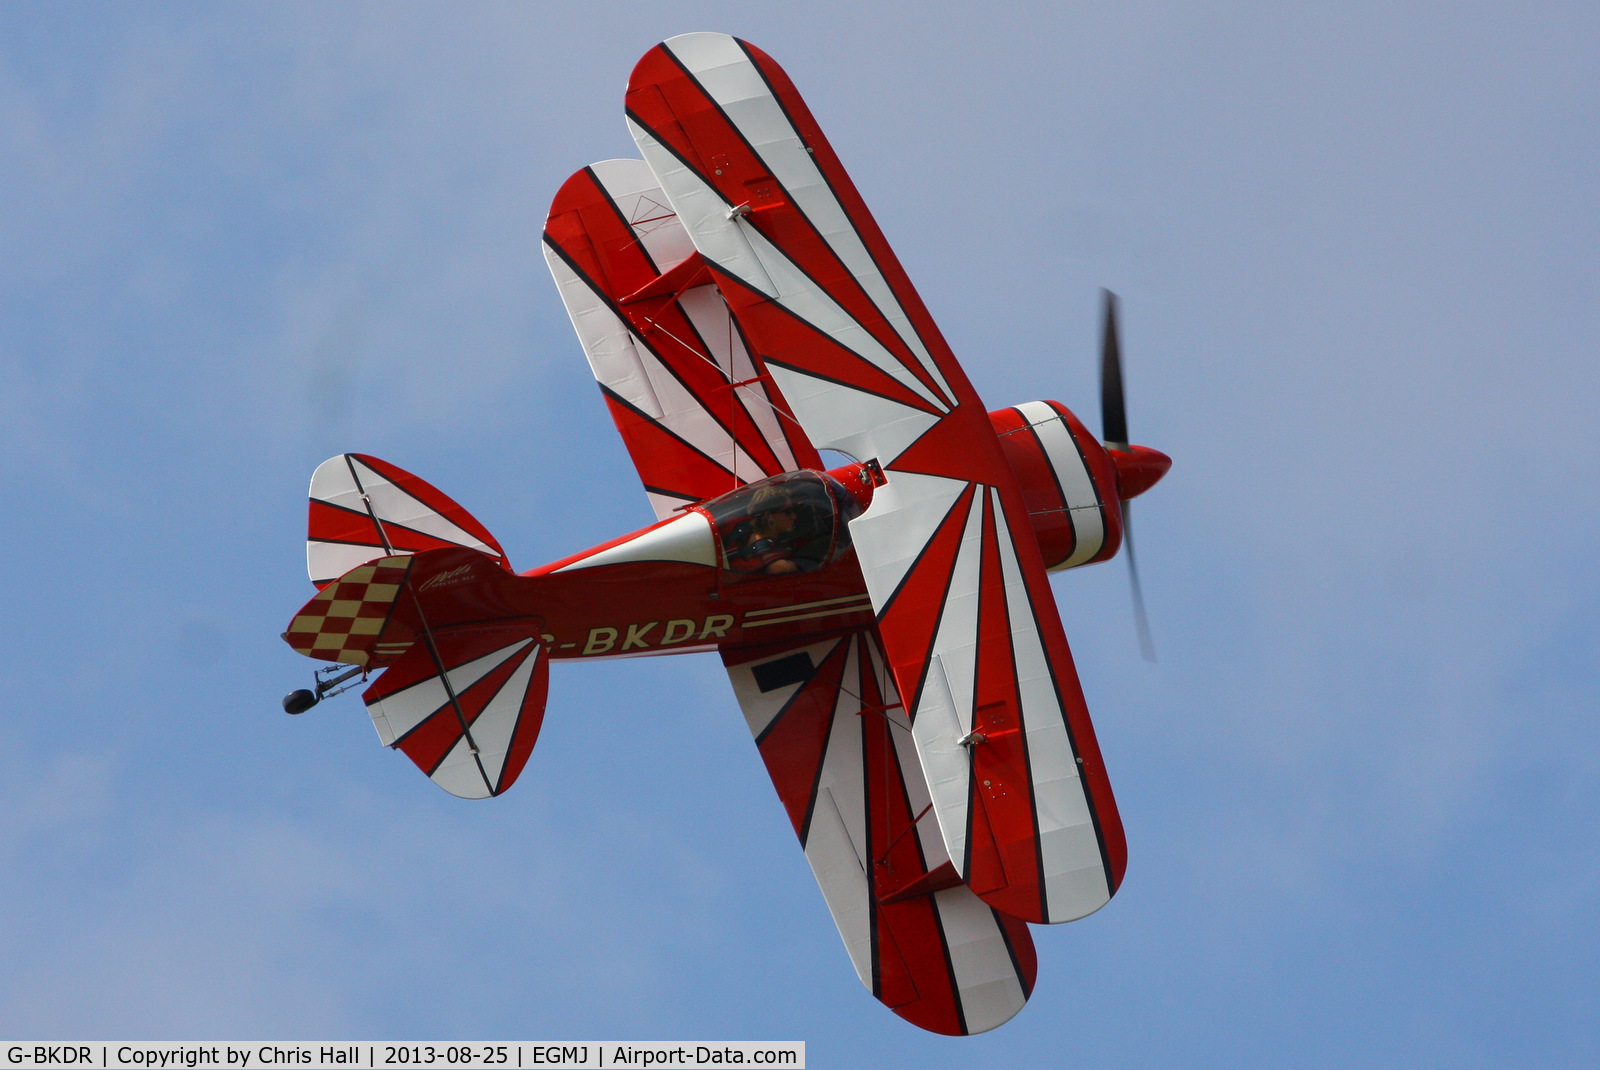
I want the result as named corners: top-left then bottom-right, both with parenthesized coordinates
top-left (1, 2), bottom-right (1596, 1065)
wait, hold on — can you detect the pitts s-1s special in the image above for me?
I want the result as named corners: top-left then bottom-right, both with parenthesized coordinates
top-left (281, 32), bottom-right (1169, 1036)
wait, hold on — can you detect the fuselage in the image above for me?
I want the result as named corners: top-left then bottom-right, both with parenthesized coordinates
top-left (510, 400), bottom-right (1169, 664)
top-left (520, 464), bottom-right (877, 660)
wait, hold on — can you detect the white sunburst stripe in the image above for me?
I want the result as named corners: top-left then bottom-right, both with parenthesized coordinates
top-left (736, 221), bottom-right (948, 413)
top-left (848, 471), bottom-right (970, 612)
top-left (905, 487), bottom-right (985, 880)
top-left (726, 636), bottom-right (845, 739)
top-left (988, 487), bottom-right (1108, 923)
top-left (1014, 401), bottom-right (1106, 567)
top-left (762, 366), bottom-right (940, 469)
top-left (804, 636), bottom-right (873, 986)
top-left (932, 885), bottom-right (1030, 1033)
top-left (662, 32), bottom-right (955, 408)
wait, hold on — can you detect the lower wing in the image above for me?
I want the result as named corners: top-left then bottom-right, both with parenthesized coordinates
top-left (723, 629), bottom-right (1036, 1035)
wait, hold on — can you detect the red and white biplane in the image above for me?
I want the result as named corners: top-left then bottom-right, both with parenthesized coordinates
top-left (282, 33), bottom-right (1169, 1035)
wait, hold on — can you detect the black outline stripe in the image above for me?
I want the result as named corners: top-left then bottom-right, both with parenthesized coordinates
top-left (723, 283), bottom-right (947, 418)
top-left (724, 305), bottom-right (823, 469)
top-left (641, 484), bottom-right (697, 506)
top-left (991, 906), bottom-right (1033, 1000)
top-left (490, 644), bottom-right (543, 796)
top-left (856, 636), bottom-right (885, 1003)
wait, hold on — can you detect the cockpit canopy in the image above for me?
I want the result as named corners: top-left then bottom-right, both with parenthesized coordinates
top-left (702, 470), bottom-right (862, 576)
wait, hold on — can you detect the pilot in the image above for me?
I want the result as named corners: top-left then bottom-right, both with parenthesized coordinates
top-left (731, 485), bottom-right (802, 574)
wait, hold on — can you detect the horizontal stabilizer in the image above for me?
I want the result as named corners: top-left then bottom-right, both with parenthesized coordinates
top-left (307, 453), bottom-right (510, 587)
top-left (282, 547), bottom-right (548, 800)
top-left (363, 630), bottom-right (549, 799)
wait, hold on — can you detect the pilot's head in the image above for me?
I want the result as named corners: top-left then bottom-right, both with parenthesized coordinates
top-left (749, 485), bottom-right (798, 534)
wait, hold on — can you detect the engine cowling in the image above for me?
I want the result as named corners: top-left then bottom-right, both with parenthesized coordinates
top-left (990, 401), bottom-right (1124, 571)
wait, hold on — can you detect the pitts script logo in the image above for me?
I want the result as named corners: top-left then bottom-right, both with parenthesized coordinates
top-left (417, 564), bottom-right (476, 592)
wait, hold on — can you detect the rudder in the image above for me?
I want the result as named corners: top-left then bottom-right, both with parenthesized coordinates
top-left (306, 453), bottom-right (511, 586)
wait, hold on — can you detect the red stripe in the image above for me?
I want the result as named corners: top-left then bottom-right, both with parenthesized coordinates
top-left (603, 392), bottom-right (744, 506)
top-left (968, 498), bottom-right (1045, 918)
top-left (875, 484), bottom-right (979, 716)
top-left (309, 501), bottom-right (485, 558)
top-left (753, 639), bottom-right (851, 837)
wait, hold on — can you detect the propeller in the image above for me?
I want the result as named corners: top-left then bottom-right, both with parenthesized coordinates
top-left (1100, 289), bottom-right (1158, 663)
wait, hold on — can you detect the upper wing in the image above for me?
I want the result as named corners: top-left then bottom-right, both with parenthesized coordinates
top-left (628, 34), bottom-right (1126, 923)
top-left (724, 629), bottom-right (1036, 1036)
top-left (543, 158), bottom-right (821, 520)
